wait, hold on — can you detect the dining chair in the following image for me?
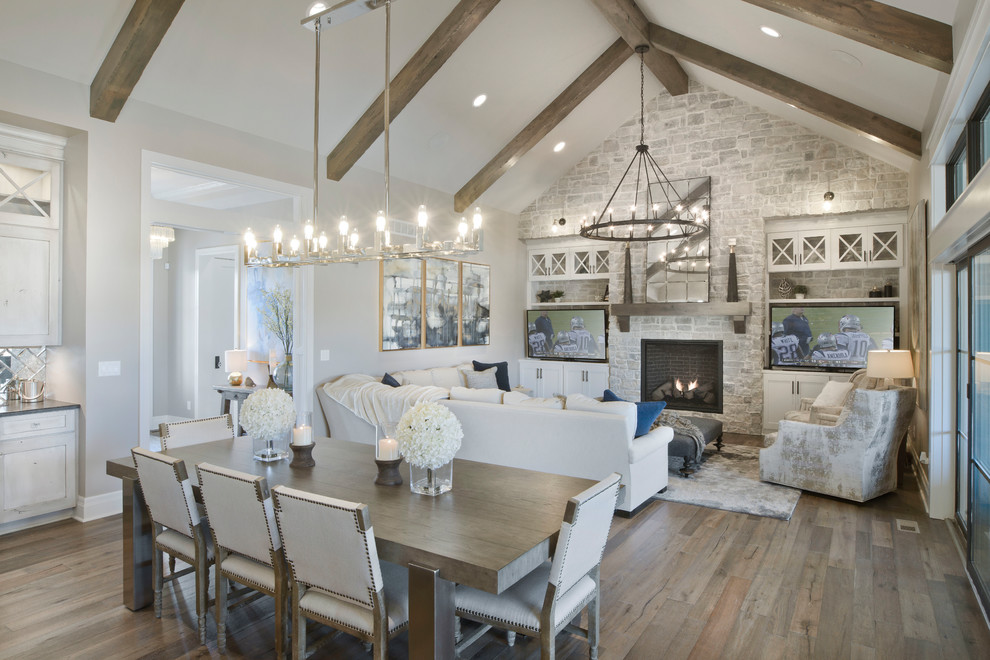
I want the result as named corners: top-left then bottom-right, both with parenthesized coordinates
top-left (454, 472), bottom-right (621, 660)
top-left (271, 485), bottom-right (410, 660)
top-left (196, 462), bottom-right (288, 658)
top-left (160, 414), bottom-right (235, 450)
top-left (131, 447), bottom-right (215, 645)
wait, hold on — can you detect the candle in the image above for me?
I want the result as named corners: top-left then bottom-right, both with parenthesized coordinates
top-left (293, 425), bottom-right (313, 446)
top-left (378, 437), bottom-right (398, 460)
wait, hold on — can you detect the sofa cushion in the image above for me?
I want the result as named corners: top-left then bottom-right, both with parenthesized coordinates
top-left (565, 393), bottom-right (636, 439)
top-left (473, 360), bottom-right (510, 392)
top-left (602, 389), bottom-right (667, 438)
top-left (465, 367), bottom-right (498, 389)
top-left (813, 381), bottom-right (854, 408)
top-left (381, 372), bottom-right (401, 388)
top-left (450, 386), bottom-right (503, 404)
top-left (396, 369), bottom-right (434, 387)
top-left (501, 391), bottom-right (530, 405)
top-left (510, 396), bottom-right (563, 410)
top-left (431, 367), bottom-right (463, 389)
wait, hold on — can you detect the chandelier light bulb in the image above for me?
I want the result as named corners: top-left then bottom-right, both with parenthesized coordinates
top-left (339, 217), bottom-right (349, 236)
top-left (417, 205), bottom-right (429, 228)
top-left (319, 232), bottom-right (328, 250)
top-left (350, 230), bottom-right (359, 248)
top-left (244, 228), bottom-right (256, 247)
top-left (304, 221), bottom-right (314, 240)
top-left (458, 219), bottom-right (468, 238)
top-left (376, 211), bottom-right (386, 232)
top-left (290, 236), bottom-right (300, 253)
top-left (473, 207), bottom-right (483, 229)
top-left (273, 225), bottom-right (283, 244)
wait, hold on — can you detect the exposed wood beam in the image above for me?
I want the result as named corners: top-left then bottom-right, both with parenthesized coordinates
top-left (454, 39), bottom-right (632, 213)
top-left (588, 0), bottom-right (688, 96)
top-left (742, 0), bottom-right (952, 73)
top-left (648, 23), bottom-right (921, 157)
top-left (325, 0), bottom-right (501, 181)
top-left (90, 0), bottom-right (185, 122)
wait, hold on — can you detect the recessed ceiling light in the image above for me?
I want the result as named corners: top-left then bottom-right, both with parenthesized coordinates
top-left (307, 2), bottom-right (327, 16)
top-left (553, 141), bottom-right (566, 153)
top-left (830, 49), bottom-right (863, 67)
top-left (760, 26), bottom-right (780, 38)
top-left (472, 94), bottom-right (487, 108)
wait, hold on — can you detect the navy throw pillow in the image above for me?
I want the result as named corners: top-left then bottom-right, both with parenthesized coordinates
top-left (603, 389), bottom-right (666, 437)
top-left (473, 360), bottom-right (510, 392)
top-left (381, 372), bottom-right (401, 388)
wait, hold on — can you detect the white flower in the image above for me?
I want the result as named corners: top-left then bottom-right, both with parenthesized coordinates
top-left (240, 388), bottom-right (295, 442)
top-left (396, 401), bottom-right (463, 469)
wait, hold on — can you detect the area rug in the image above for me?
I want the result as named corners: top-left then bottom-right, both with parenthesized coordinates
top-left (652, 445), bottom-right (801, 520)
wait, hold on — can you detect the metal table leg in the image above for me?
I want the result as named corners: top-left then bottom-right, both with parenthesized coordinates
top-left (408, 563), bottom-right (455, 659)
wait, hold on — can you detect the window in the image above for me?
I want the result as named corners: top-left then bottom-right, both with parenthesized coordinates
top-left (947, 134), bottom-right (968, 209)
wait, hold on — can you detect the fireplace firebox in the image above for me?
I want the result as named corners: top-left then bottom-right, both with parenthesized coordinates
top-left (641, 339), bottom-right (723, 414)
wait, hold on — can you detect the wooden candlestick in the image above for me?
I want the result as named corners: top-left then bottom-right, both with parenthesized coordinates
top-left (375, 458), bottom-right (403, 486)
top-left (289, 443), bottom-right (315, 469)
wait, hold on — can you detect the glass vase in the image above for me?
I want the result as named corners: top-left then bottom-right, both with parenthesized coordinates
top-left (274, 354), bottom-right (293, 395)
top-left (253, 429), bottom-right (290, 462)
top-left (409, 461), bottom-right (453, 496)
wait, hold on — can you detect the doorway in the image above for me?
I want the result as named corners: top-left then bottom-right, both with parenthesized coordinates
top-left (195, 246), bottom-right (238, 418)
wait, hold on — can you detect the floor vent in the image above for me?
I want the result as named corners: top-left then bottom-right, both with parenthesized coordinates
top-left (896, 519), bottom-right (920, 533)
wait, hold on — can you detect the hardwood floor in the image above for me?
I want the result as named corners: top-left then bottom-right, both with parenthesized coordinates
top-left (2, 434), bottom-right (987, 659)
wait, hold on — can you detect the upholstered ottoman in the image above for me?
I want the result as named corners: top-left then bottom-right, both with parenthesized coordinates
top-left (667, 416), bottom-right (724, 478)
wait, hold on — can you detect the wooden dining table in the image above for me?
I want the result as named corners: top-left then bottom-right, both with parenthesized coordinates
top-left (106, 436), bottom-right (596, 659)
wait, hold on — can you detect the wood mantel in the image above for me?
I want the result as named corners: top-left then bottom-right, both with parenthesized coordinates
top-left (610, 302), bottom-right (753, 334)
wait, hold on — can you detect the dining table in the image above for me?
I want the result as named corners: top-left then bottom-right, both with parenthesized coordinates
top-left (106, 436), bottom-right (597, 659)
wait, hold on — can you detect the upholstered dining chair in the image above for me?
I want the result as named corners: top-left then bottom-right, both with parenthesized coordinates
top-left (271, 485), bottom-right (409, 660)
top-left (196, 463), bottom-right (288, 658)
top-left (131, 447), bottom-right (215, 644)
top-left (454, 472), bottom-right (621, 660)
top-left (160, 414), bottom-right (235, 450)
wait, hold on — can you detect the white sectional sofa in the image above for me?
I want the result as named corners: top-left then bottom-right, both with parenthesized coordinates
top-left (316, 366), bottom-right (672, 515)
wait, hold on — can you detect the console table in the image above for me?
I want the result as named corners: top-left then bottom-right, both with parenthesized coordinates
top-left (211, 384), bottom-right (256, 434)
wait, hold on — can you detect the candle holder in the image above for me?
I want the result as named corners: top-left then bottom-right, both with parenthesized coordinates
top-left (375, 457), bottom-right (403, 486)
top-left (289, 443), bottom-right (315, 469)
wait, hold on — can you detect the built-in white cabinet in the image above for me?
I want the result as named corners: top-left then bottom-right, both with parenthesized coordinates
top-left (767, 222), bottom-right (903, 273)
top-left (762, 370), bottom-right (850, 431)
top-left (525, 236), bottom-right (611, 305)
top-left (519, 359), bottom-right (609, 398)
top-left (0, 408), bottom-right (77, 529)
top-left (528, 245), bottom-right (611, 281)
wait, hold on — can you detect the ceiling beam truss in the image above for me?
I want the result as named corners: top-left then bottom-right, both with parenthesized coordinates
top-left (90, 0), bottom-right (185, 122)
top-left (648, 23), bottom-right (921, 157)
top-left (742, 0), bottom-right (952, 73)
top-left (588, 0), bottom-right (688, 96)
top-left (454, 39), bottom-right (633, 212)
top-left (324, 0), bottom-right (502, 182)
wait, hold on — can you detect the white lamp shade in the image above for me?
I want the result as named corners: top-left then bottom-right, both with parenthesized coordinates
top-left (866, 350), bottom-right (914, 379)
top-left (224, 349), bottom-right (248, 373)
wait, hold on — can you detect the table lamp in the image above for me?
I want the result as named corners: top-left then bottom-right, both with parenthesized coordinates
top-left (866, 349), bottom-right (914, 390)
top-left (223, 349), bottom-right (248, 386)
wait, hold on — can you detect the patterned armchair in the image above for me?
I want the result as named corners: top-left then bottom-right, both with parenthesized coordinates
top-left (760, 386), bottom-right (916, 502)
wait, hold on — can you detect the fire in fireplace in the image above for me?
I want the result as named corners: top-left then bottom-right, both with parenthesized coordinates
top-left (641, 339), bottom-right (723, 414)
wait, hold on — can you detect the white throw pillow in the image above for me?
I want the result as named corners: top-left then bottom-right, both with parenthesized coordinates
top-left (465, 367), bottom-right (498, 389)
top-left (400, 369), bottom-right (434, 387)
top-left (813, 381), bottom-right (855, 408)
top-left (565, 393), bottom-right (637, 438)
top-left (449, 386), bottom-right (503, 404)
top-left (431, 367), bottom-right (462, 389)
top-left (510, 396), bottom-right (563, 409)
top-left (501, 391), bottom-right (530, 405)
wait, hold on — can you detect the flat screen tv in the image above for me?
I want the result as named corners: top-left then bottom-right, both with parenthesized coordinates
top-left (768, 302), bottom-right (896, 371)
top-left (526, 308), bottom-right (608, 362)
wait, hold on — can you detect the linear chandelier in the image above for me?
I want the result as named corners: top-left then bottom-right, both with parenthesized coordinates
top-left (579, 45), bottom-right (706, 244)
top-left (244, 0), bottom-right (483, 268)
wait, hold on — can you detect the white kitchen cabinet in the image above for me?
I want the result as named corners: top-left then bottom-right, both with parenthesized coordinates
top-left (762, 371), bottom-right (850, 431)
top-left (519, 359), bottom-right (609, 398)
top-left (0, 223), bottom-right (61, 345)
top-left (0, 408), bottom-right (77, 529)
top-left (831, 224), bottom-right (903, 269)
top-left (528, 247), bottom-right (569, 281)
top-left (569, 247), bottom-right (611, 278)
top-left (767, 230), bottom-right (830, 272)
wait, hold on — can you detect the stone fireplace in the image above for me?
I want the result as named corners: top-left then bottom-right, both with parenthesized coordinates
top-left (641, 339), bottom-right (723, 414)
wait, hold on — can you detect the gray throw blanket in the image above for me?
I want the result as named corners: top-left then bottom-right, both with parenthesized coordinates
top-left (653, 410), bottom-right (706, 462)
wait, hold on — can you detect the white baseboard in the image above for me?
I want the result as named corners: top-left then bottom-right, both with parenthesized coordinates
top-left (73, 491), bottom-right (122, 522)
top-left (911, 446), bottom-right (931, 516)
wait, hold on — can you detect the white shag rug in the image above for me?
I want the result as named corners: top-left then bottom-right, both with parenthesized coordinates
top-left (653, 444), bottom-right (801, 520)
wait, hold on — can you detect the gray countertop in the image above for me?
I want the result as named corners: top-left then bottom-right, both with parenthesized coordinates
top-left (0, 399), bottom-right (81, 418)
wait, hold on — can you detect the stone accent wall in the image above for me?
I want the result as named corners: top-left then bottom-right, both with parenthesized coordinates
top-left (770, 267), bottom-right (900, 300)
top-left (519, 81), bottom-right (909, 434)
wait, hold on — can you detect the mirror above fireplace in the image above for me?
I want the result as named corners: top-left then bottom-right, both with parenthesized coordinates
top-left (645, 176), bottom-right (711, 303)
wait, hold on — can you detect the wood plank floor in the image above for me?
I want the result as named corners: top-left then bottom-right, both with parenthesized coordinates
top-left (2, 434), bottom-right (987, 659)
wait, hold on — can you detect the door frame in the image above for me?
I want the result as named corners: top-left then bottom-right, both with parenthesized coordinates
top-left (193, 245), bottom-right (240, 419)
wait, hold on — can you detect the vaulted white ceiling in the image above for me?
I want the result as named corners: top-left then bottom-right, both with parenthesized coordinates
top-left (0, 0), bottom-right (961, 213)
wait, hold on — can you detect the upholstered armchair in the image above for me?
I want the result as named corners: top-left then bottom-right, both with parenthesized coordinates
top-left (760, 386), bottom-right (916, 502)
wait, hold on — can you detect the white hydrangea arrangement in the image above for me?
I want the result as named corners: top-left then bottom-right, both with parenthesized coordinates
top-left (240, 388), bottom-right (296, 441)
top-left (396, 401), bottom-right (463, 469)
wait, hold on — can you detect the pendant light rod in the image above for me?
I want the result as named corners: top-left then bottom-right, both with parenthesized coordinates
top-left (313, 16), bottom-right (321, 236)
top-left (384, 0), bottom-right (391, 225)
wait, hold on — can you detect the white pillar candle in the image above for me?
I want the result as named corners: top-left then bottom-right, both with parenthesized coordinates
top-left (293, 425), bottom-right (313, 446)
top-left (378, 437), bottom-right (398, 460)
